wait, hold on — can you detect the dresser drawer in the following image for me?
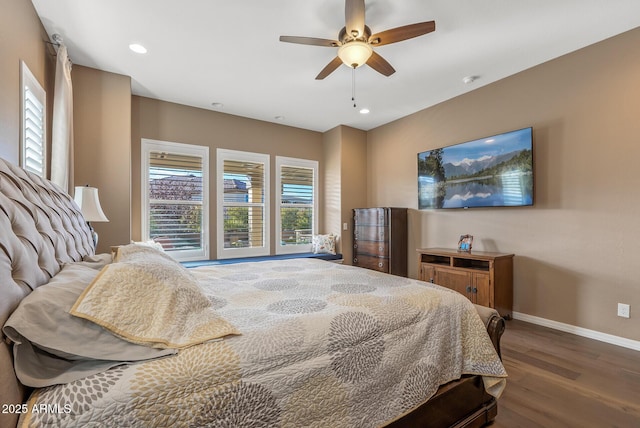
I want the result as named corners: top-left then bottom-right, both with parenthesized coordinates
top-left (353, 255), bottom-right (389, 273)
top-left (354, 240), bottom-right (389, 257)
top-left (354, 225), bottom-right (389, 241)
top-left (353, 208), bottom-right (388, 225)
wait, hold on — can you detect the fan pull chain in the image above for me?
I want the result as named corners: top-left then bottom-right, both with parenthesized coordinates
top-left (352, 67), bottom-right (357, 108)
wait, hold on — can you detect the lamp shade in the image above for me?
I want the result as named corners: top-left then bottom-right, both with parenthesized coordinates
top-left (338, 41), bottom-right (373, 68)
top-left (74, 186), bottom-right (109, 222)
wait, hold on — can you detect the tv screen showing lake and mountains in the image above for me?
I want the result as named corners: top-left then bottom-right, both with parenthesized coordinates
top-left (418, 127), bottom-right (533, 209)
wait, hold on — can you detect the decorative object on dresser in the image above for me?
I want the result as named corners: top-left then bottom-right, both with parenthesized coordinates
top-left (353, 207), bottom-right (407, 276)
top-left (457, 234), bottom-right (473, 252)
top-left (417, 247), bottom-right (514, 318)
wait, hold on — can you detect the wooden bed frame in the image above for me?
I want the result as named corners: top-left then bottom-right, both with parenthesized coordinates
top-left (0, 156), bottom-right (505, 428)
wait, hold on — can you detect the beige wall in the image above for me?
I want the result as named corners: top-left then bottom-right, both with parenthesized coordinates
top-left (323, 127), bottom-right (342, 249)
top-left (72, 66), bottom-right (132, 254)
top-left (340, 126), bottom-right (367, 264)
top-left (366, 27), bottom-right (640, 341)
top-left (131, 96), bottom-right (324, 258)
top-left (322, 125), bottom-right (367, 263)
top-left (0, 0), bottom-right (53, 164)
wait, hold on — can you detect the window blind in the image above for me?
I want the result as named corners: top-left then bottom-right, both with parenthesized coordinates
top-left (222, 159), bottom-right (266, 249)
top-left (279, 165), bottom-right (314, 245)
top-left (21, 62), bottom-right (46, 177)
top-left (148, 151), bottom-right (204, 251)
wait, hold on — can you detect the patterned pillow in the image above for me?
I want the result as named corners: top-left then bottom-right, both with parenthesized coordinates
top-left (312, 234), bottom-right (336, 255)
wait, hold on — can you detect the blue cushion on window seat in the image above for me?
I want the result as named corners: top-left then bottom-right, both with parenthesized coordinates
top-left (181, 252), bottom-right (343, 268)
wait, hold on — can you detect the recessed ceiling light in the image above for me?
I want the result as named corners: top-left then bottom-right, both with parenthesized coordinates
top-left (211, 102), bottom-right (224, 109)
top-left (129, 43), bottom-right (147, 54)
top-left (359, 108), bottom-right (370, 114)
top-left (462, 75), bottom-right (479, 84)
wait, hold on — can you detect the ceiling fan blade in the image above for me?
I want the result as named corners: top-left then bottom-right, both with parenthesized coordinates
top-left (369, 21), bottom-right (436, 46)
top-left (315, 56), bottom-right (344, 80)
top-left (279, 36), bottom-right (341, 47)
top-left (367, 51), bottom-right (395, 76)
top-left (345, 0), bottom-right (365, 38)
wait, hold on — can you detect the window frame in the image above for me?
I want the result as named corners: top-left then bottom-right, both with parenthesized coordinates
top-left (275, 156), bottom-right (318, 255)
top-left (216, 148), bottom-right (270, 259)
top-left (20, 61), bottom-right (46, 177)
top-left (141, 138), bottom-right (209, 261)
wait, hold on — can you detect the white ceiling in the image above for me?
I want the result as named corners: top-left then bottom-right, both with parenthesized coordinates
top-left (31, 0), bottom-right (640, 133)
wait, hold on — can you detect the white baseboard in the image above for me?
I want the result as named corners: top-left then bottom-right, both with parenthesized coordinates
top-left (512, 311), bottom-right (640, 352)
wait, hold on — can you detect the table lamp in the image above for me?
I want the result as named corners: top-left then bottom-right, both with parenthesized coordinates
top-left (74, 185), bottom-right (109, 247)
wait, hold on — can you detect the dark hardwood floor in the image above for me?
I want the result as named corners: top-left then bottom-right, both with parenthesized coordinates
top-left (491, 320), bottom-right (640, 428)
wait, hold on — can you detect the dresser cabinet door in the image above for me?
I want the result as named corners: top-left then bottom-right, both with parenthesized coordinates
top-left (433, 267), bottom-right (491, 306)
top-left (473, 272), bottom-right (491, 307)
top-left (434, 267), bottom-right (473, 299)
top-left (420, 264), bottom-right (436, 283)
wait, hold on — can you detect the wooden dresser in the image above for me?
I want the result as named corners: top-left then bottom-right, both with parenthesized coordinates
top-left (416, 248), bottom-right (513, 318)
top-left (353, 207), bottom-right (408, 277)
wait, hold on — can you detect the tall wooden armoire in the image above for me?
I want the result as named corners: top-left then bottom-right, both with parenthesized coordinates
top-left (352, 207), bottom-right (408, 277)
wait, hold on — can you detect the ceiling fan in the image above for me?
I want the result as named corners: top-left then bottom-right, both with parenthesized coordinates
top-left (279, 0), bottom-right (436, 80)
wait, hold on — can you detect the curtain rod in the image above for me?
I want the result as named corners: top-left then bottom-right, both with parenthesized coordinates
top-left (45, 34), bottom-right (72, 66)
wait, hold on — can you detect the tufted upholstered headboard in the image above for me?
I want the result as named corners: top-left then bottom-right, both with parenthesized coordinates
top-left (0, 157), bottom-right (95, 428)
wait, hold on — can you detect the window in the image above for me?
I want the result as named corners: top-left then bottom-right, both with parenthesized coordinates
top-left (20, 61), bottom-right (46, 177)
top-left (217, 149), bottom-right (269, 258)
top-left (141, 139), bottom-right (209, 261)
top-left (276, 157), bottom-right (318, 254)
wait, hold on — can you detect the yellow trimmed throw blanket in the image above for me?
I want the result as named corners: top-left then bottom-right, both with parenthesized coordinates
top-left (22, 257), bottom-right (506, 428)
top-left (70, 245), bottom-right (239, 348)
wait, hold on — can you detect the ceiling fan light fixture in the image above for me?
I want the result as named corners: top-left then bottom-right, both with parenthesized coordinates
top-left (338, 41), bottom-right (373, 68)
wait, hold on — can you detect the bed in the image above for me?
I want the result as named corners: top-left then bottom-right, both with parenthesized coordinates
top-left (0, 156), bottom-right (507, 428)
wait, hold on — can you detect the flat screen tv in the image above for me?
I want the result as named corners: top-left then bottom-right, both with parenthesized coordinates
top-left (417, 127), bottom-right (533, 209)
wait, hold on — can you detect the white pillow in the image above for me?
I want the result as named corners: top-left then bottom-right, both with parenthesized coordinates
top-left (3, 262), bottom-right (176, 387)
top-left (312, 234), bottom-right (336, 255)
top-left (130, 239), bottom-right (165, 251)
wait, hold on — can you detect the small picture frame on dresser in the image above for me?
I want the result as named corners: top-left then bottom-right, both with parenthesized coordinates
top-left (457, 234), bottom-right (473, 252)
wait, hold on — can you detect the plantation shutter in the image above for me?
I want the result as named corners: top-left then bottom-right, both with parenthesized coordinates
top-left (279, 165), bottom-right (314, 246)
top-left (23, 88), bottom-right (45, 175)
top-left (216, 149), bottom-right (269, 259)
top-left (21, 62), bottom-right (46, 177)
top-left (148, 151), bottom-right (205, 253)
top-left (275, 157), bottom-right (318, 254)
top-left (222, 159), bottom-right (266, 249)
